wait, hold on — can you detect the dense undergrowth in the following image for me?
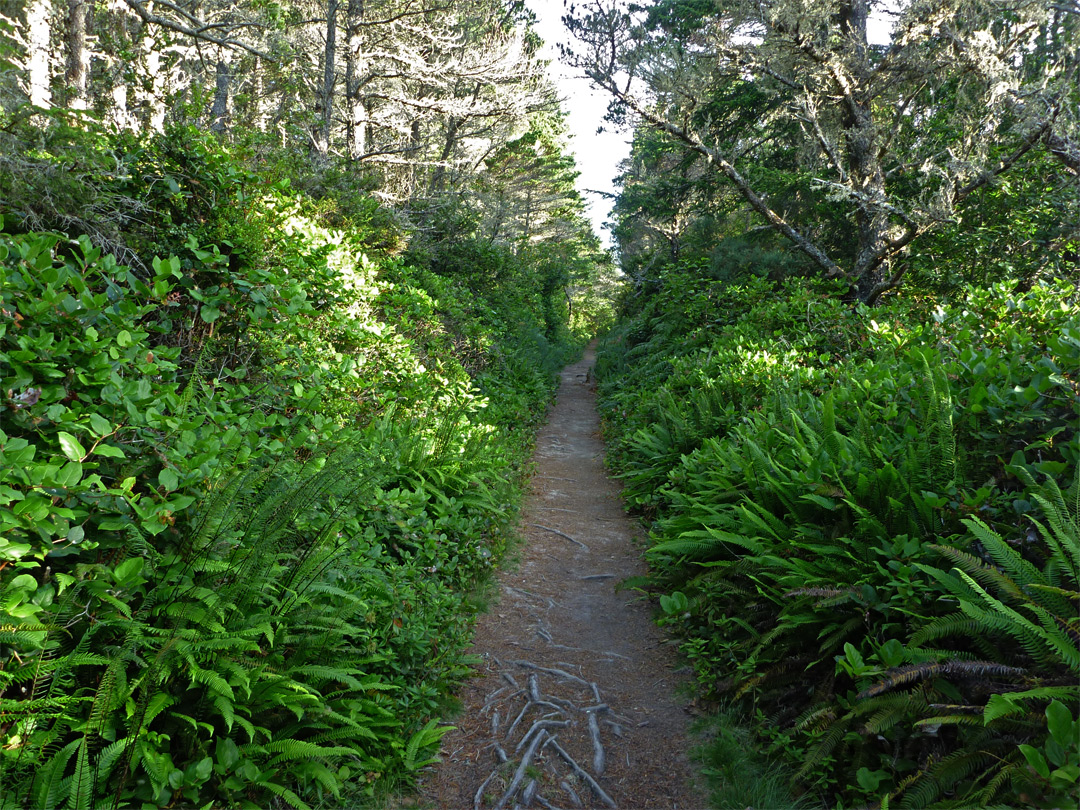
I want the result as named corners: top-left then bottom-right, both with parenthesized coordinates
top-left (596, 265), bottom-right (1079, 809)
top-left (0, 124), bottom-right (604, 808)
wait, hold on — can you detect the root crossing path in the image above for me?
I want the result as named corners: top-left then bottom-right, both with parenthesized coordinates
top-left (422, 346), bottom-right (701, 809)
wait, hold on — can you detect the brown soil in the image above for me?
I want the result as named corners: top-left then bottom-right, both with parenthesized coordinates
top-left (419, 345), bottom-right (704, 809)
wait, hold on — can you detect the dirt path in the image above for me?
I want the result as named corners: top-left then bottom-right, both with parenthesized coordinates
top-left (420, 345), bottom-right (702, 809)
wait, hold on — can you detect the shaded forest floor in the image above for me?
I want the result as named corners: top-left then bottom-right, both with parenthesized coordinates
top-left (420, 345), bottom-right (703, 809)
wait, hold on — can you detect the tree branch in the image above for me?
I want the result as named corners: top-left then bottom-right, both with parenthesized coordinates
top-left (591, 73), bottom-right (844, 279)
top-left (121, 0), bottom-right (274, 60)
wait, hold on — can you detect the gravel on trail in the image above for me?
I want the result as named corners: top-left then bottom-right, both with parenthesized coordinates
top-left (420, 346), bottom-right (703, 810)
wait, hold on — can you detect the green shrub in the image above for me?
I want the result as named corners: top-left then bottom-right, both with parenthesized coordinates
top-left (597, 271), bottom-right (1079, 808)
top-left (0, 123), bottom-right (589, 807)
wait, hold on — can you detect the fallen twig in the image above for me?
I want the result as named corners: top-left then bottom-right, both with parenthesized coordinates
top-left (528, 523), bottom-right (589, 550)
top-left (580, 573), bottom-right (616, 581)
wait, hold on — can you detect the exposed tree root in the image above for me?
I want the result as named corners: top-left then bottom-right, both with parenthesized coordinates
top-left (528, 523), bottom-right (589, 550)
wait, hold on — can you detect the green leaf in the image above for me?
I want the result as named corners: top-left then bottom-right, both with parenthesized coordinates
top-left (1046, 701), bottom-right (1075, 749)
top-left (57, 461), bottom-right (83, 488)
top-left (1051, 764), bottom-right (1080, 786)
top-left (58, 431), bottom-right (86, 462)
top-left (113, 557), bottom-right (145, 588)
top-left (116, 330), bottom-right (133, 348)
top-left (159, 467), bottom-right (179, 492)
top-left (94, 444), bottom-right (126, 459)
top-left (200, 305), bottom-right (221, 323)
top-left (88, 413), bottom-right (112, 436)
top-left (1019, 744), bottom-right (1050, 779)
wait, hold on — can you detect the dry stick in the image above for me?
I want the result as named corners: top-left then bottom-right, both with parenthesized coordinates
top-left (533, 506), bottom-right (579, 513)
top-left (545, 738), bottom-right (617, 809)
top-left (580, 573), bottom-right (616, 581)
top-left (493, 742), bottom-right (508, 763)
top-left (491, 710), bottom-right (500, 737)
top-left (528, 524), bottom-right (589, 550)
top-left (590, 683), bottom-right (602, 703)
top-left (587, 711), bottom-right (606, 775)
top-left (493, 729), bottom-right (549, 810)
top-left (527, 673), bottom-right (542, 702)
top-left (502, 672), bottom-right (520, 690)
top-left (602, 719), bottom-right (624, 738)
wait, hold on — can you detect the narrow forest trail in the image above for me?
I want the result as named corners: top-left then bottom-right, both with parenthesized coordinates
top-left (421, 345), bottom-right (703, 809)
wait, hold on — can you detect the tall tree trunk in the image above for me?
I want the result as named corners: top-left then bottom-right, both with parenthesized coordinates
top-left (253, 57), bottom-right (269, 132)
top-left (141, 8), bottom-right (166, 133)
top-left (837, 0), bottom-right (890, 302)
top-left (345, 0), bottom-right (366, 158)
top-left (210, 59), bottom-right (231, 132)
top-left (26, 0), bottom-right (53, 108)
top-left (65, 0), bottom-right (89, 109)
top-left (429, 116), bottom-right (459, 194)
top-left (319, 0), bottom-right (339, 154)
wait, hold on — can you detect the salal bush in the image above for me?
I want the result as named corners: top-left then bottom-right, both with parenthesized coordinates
top-left (0, 133), bottom-right (572, 807)
top-left (597, 272), bottom-right (1079, 809)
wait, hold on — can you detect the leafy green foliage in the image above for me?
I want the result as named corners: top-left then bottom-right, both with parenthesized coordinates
top-left (597, 267), bottom-right (1079, 808)
top-left (0, 125), bottom-right (592, 808)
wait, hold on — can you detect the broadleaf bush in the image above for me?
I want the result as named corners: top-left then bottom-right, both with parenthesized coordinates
top-left (0, 126), bottom-right (596, 808)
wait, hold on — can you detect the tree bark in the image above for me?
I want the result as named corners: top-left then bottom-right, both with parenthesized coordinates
top-left (142, 5), bottom-right (167, 133)
top-left (26, 0), bottom-right (52, 108)
top-left (65, 0), bottom-right (89, 109)
top-left (319, 0), bottom-right (340, 154)
top-left (345, 0), bottom-right (366, 158)
top-left (210, 59), bottom-right (231, 132)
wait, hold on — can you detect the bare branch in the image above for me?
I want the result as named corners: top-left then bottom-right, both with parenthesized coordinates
top-left (120, 0), bottom-right (274, 60)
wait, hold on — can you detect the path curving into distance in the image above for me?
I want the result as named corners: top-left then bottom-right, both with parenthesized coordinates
top-left (422, 345), bottom-right (702, 809)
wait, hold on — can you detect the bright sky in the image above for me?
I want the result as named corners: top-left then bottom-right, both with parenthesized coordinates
top-left (527, 1), bottom-right (629, 248)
